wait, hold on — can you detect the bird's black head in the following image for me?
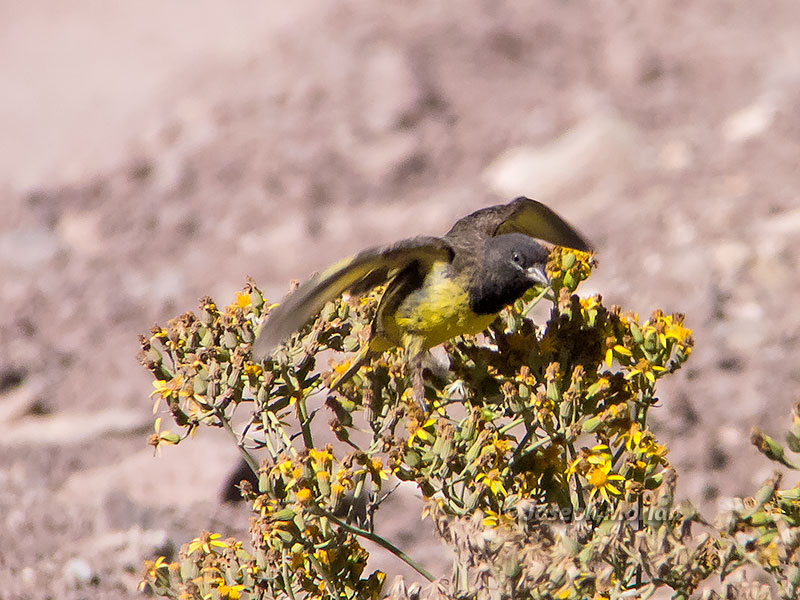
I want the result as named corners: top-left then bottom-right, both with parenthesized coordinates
top-left (469, 233), bottom-right (550, 315)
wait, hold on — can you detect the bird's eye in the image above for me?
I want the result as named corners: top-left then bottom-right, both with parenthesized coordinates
top-left (512, 251), bottom-right (521, 264)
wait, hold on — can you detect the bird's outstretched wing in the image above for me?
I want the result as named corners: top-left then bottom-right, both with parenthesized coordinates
top-left (494, 197), bottom-right (592, 251)
top-left (252, 236), bottom-right (453, 360)
top-left (446, 196), bottom-right (592, 252)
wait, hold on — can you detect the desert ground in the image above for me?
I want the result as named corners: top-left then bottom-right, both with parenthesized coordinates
top-left (2, 2), bottom-right (800, 598)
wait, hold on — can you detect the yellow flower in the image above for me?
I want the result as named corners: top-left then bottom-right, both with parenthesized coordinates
top-left (139, 556), bottom-right (170, 591)
top-left (663, 319), bottom-right (692, 342)
top-left (513, 365), bottom-right (537, 387)
top-left (619, 424), bottom-right (668, 464)
top-left (309, 446), bottom-right (334, 470)
top-left (408, 417), bottom-right (436, 445)
top-left (335, 468), bottom-right (355, 490)
top-left (569, 444), bottom-right (625, 503)
top-left (626, 359), bottom-right (664, 385)
top-left (579, 296), bottom-right (601, 312)
top-left (352, 456), bottom-right (390, 489)
top-left (479, 436), bottom-right (514, 469)
top-left (587, 445), bottom-right (610, 466)
top-left (243, 362), bottom-right (263, 379)
top-left (316, 547), bottom-right (336, 565)
top-left (759, 541), bottom-right (780, 568)
top-left (330, 482), bottom-right (346, 506)
top-left (274, 458), bottom-right (294, 477)
top-left (149, 417), bottom-right (180, 454)
top-left (234, 291), bottom-right (251, 309)
top-left (483, 509), bottom-right (514, 528)
top-left (150, 375), bottom-right (189, 412)
top-left (187, 533), bottom-right (227, 556)
top-left (295, 487), bottom-right (313, 505)
top-left (218, 583), bottom-right (246, 599)
top-left (605, 344), bottom-right (632, 367)
top-left (476, 468), bottom-right (507, 497)
top-left (331, 359), bottom-right (354, 377)
top-left (587, 461), bottom-right (625, 504)
top-left (224, 291), bottom-right (252, 316)
top-left (366, 457), bottom-right (390, 486)
top-left (492, 438), bottom-right (512, 455)
top-left (621, 424), bottom-right (644, 452)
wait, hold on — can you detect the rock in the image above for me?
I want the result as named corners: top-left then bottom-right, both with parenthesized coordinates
top-left (357, 44), bottom-right (421, 134)
top-left (56, 211), bottom-right (104, 258)
top-left (727, 300), bottom-right (764, 322)
top-left (0, 366), bottom-right (26, 393)
top-left (89, 528), bottom-right (170, 573)
top-left (641, 252), bottom-right (664, 275)
top-left (721, 94), bottom-right (778, 142)
top-left (484, 111), bottom-right (644, 199)
top-left (103, 489), bottom-right (143, 530)
top-left (2, 409), bottom-right (151, 446)
top-left (666, 210), bottom-right (699, 247)
top-left (0, 377), bottom-right (45, 425)
top-left (63, 557), bottom-right (94, 586)
top-left (717, 425), bottom-right (744, 451)
top-left (349, 131), bottom-right (422, 185)
top-left (658, 139), bottom-right (692, 172)
top-left (757, 207), bottom-right (800, 235)
top-left (712, 239), bottom-right (752, 282)
top-left (58, 431), bottom-right (239, 509)
top-left (122, 265), bottom-right (186, 305)
top-left (0, 227), bottom-right (60, 271)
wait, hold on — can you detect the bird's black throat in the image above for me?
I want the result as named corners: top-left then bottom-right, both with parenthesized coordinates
top-left (468, 270), bottom-right (537, 315)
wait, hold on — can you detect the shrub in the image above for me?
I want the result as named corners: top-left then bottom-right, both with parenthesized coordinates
top-left (138, 249), bottom-right (800, 600)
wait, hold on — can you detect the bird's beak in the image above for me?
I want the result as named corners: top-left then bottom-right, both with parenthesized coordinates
top-left (526, 265), bottom-right (550, 287)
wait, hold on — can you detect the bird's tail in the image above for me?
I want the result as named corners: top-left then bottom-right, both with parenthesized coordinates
top-left (328, 344), bottom-right (374, 392)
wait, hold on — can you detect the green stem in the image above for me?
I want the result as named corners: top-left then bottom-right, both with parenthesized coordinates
top-left (498, 417), bottom-right (525, 435)
top-left (567, 440), bottom-right (586, 513)
top-left (510, 432), bottom-right (553, 468)
top-left (217, 409), bottom-right (260, 475)
top-left (258, 411), bottom-right (279, 462)
top-left (281, 548), bottom-right (298, 600)
top-left (636, 492), bottom-right (644, 588)
top-left (638, 388), bottom-right (653, 425)
top-left (268, 411), bottom-right (300, 457)
top-left (522, 286), bottom-right (549, 317)
top-left (321, 508), bottom-right (435, 582)
top-left (611, 443), bottom-right (626, 469)
top-left (306, 549), bottom-right (339, 598)
top-left (296, 394), bottom-right (314, 449)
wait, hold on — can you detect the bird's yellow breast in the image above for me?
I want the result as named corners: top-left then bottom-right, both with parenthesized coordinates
top-left (380, 262), bottom-right (496, 353)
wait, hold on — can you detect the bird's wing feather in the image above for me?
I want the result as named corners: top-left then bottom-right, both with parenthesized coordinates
top-left (493, 197), bottom-right (592, 251)
top-left (252, 236), bottom-right (453, 359)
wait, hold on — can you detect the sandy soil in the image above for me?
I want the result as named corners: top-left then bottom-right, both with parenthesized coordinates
top-left (2, 2), bottom-right (800, 598)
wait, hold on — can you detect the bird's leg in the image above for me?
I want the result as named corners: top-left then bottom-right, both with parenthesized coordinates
top-left (411, 352), bottom-right (428, 413)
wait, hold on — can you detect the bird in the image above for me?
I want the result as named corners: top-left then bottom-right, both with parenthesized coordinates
top-left (252, 197), bottom-right (591, 405)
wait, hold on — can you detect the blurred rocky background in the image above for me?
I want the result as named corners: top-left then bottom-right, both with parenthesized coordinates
top-left (1, 1), bottom-right (799, 597)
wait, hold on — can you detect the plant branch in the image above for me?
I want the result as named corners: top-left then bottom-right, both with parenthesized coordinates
top-left (217, 408), bottom-right (260, 475)
top-left (320, 507), bottom-right (436, 582)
